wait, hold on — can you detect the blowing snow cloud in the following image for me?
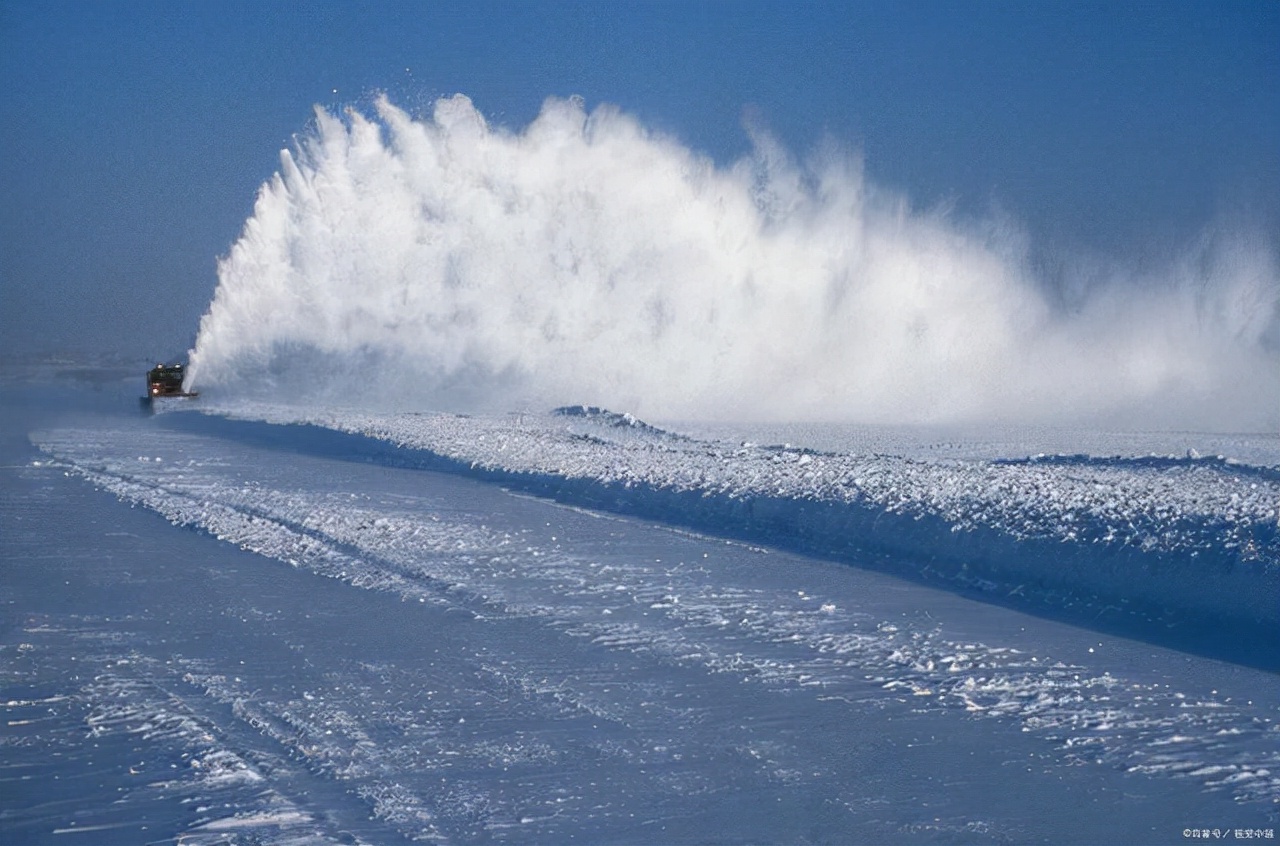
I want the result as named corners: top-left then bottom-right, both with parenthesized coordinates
top-left (189, 95), bottom-right (1280, 429)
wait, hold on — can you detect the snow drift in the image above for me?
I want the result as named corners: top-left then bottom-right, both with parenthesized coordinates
top-left (188, 94), bottom-right (1280, 430)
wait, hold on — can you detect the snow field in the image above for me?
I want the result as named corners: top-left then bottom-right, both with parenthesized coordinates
top-left (188, 402), bottom-right (1280, 633)
top-left (32, 418), bottom-right (1280, 822)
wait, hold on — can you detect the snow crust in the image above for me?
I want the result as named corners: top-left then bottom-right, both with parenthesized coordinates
top-left (20, 650), bottom-right (334, 845)
top-left (184, 401), bottom-right (1280, 634)
top-left (29, 412), bottom-right (1280, 824)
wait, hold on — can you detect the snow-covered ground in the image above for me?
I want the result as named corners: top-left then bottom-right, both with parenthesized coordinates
top-left (3, 372), bottom-right (1279, 844)
top-left (180, 398), bottom-right (1280, 644)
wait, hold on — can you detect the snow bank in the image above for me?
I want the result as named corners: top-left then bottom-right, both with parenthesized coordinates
top-left (184, 403), bottom-right (1280, 640)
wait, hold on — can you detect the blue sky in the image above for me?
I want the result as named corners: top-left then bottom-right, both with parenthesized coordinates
top-left (2, 0), bottom-right (1277, 361)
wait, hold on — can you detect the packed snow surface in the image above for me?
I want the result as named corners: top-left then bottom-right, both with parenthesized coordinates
top-left (9, 381), bottom-right (1279, 843)
top-left (166, 400), bottom-right (1280, 636)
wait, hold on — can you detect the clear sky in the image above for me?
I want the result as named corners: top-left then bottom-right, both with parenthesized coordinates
top-left (2, 0), bottom-right (1277, 362)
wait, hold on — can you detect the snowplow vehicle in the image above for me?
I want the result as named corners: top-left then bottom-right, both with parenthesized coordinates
top-left (145, 363), bottom-right (198, 399)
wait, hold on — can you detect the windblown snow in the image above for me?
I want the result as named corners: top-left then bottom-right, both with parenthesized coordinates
top-left (186, 94), bottom-right (1280, 430)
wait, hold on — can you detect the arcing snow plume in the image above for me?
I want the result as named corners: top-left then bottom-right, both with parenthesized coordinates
top-left (189, 94), bottom-right (1280, 428)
